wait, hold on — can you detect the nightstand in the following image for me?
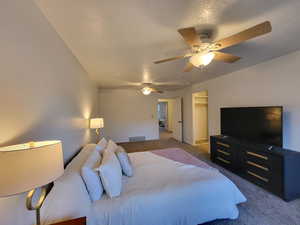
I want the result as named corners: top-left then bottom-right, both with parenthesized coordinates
top-left (50, 217), bottom-right (86, 225)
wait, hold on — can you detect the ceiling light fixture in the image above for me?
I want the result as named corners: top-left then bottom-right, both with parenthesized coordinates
top-left (141, 87), bottom-right (152, 95)
top-left (189, 52), bottom-right (215, 67)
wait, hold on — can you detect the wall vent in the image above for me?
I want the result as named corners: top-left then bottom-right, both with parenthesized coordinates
top-left (129, 136), bottom-right (146, 142)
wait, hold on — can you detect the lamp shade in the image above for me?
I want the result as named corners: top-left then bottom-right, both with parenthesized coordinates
top-left (90, 118), bottom-right (104, 129)
top-left (0, 140), bottom-right (64, 197)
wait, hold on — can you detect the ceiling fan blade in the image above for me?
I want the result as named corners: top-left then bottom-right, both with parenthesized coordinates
top-left (213, 21), bottom-right (272, 50)
top-left (154, 55), bottom-right (187, 64)
top-left (213, 51), bottom-right (241, 63)
top-left (152, 81), bottom-right (190, 86)
top-left (178, 27), bottom-right (202, 47)
top-left (183, 62), bottom-right (194, 72)
top-left (151, 88), bottom-right (163, 94)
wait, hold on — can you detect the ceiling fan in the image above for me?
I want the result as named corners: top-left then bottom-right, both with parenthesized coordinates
top-left (117, 81), bottom-right (189, 95)
top-left (141, 84), bottom-right (163, 95)
top-left (154, 21), bottom-right (272, 72)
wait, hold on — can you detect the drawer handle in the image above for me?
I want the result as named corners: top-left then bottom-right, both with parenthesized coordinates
top-left (247, 170), bottom-right (269, 183)
top-left (217, 157), bottom-right (230, 164)
top-left (217, 142), bottom-right (230, 148)
top-left (217, 149), bottom-right (230, 156)
top-left (246, 151), bottom-right (268, 160)
top-left (247, 161), bottom-right (269, 171)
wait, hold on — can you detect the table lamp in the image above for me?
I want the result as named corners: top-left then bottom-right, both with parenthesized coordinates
top-left (0, 140), bottom-right (64, 225)
top-left (90, 118), bottom-right (104, 135)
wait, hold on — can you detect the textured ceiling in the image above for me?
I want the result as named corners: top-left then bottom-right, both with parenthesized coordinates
top-left (35, 0), bottom-right (300, 90)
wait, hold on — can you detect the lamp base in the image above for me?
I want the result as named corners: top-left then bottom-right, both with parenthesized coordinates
top-left (26, 186), bottom-right (47, 225)
top-left (95, 128), bottom-right (100, 136)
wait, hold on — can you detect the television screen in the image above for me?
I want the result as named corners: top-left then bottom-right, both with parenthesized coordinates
top-left (221, 106), bottom-right (283, 147)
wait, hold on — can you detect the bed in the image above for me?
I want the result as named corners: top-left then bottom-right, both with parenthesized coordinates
top-left (41, 145), bottom-right (246, 225)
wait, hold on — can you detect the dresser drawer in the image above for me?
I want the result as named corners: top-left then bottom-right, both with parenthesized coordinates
top-left (246, 160), bottom-right (270, 174)
top-left (245, 150), bottom-right (271, 167)
top-left (215, 155), bottom-right (232, 170)
top-left (245, 169), bottom-right (269, 189)
top-left (216, 148), bottom-right (232, 161)
top-left (216, 141), bottom-right (231, 152)
top-left (246, 164), bottom-right (270, 181)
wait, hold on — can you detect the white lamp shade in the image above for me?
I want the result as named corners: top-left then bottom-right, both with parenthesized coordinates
top-left (0, 141), bottom-right (64, 197)
top-left (90, 118), bottom-right (104, 129)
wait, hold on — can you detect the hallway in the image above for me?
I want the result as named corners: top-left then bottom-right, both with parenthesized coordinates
top-left (159, 127), bottom-right (173, 140)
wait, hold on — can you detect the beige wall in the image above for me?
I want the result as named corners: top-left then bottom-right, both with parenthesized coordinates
top-left (97, 89), bottom-right (182, 143)
top-left (182, 50), bottom-right (300, 152)
top-left (98, 89), bottom-right (159, 142)
top-left (0, 1), bottom-right (99, 224)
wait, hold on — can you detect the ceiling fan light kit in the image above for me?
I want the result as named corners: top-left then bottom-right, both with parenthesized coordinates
top-left (154, 21), bottom-right (272, 72)
top-left (141, 86), bottom-right (152, 95)
top-left (189, 52), bottom-right (215, 67)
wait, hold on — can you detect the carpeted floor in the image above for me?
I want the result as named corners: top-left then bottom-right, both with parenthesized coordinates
top-left (120, 138), bottom-right (300, 225)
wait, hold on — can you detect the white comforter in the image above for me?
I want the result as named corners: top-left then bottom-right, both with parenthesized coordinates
top-left (42, 148), bottom-right (246, 225)
top-left (92, 152), bottom-right (246, 225)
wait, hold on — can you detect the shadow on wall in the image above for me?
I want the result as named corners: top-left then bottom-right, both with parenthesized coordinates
top-left (283, 111), bottom-right (292, 150)
top-left (0, 104), bottom-right (95, 163)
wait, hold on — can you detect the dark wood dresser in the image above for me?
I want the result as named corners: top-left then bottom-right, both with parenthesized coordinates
top-left (210, 135), bottom-right (300, 201)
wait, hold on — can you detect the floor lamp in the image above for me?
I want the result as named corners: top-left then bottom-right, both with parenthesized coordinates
top-left (0, 141), bottom-right (64, 225)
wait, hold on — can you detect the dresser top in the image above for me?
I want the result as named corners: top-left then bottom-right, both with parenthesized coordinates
top-left (211, 135), bottom-right (300, 157)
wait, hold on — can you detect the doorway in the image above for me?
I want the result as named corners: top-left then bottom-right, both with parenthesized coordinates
top-left (192, 91), bottom-right (209, 152)
top-left (158, 98), bottom-right (183, 142)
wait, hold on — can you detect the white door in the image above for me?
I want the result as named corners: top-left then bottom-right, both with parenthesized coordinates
top-left (172, 97), bottom-right (183, 142)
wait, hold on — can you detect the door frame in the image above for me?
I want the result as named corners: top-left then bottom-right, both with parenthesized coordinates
top-left (173, 97), bottom-right (183, 142)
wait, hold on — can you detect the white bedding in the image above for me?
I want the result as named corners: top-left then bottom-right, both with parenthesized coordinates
top-left (42, 148), bottom-right (246, 225)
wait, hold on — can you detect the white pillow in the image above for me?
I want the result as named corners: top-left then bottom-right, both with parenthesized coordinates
top-left (96, 149), bottom-right (122, 198)
top-left (65, 144), bottom-right (98, 174)
top-left (42, 173), bottom-right (97, 225)
top-left (115, 146), bottom-right (133, 177)
top-left (81, 150), bottom-right (103, 201)
top-left (106, 140), bottom-right (118, 152)
top-left (96, 137), bottom-right (108, 153)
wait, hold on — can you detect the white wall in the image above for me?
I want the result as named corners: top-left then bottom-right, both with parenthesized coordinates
top-left (182, 50), bottom-right (300, 151)
top-left (0, 1), bottom-right (99, 225)
top-left (98, 89), bottom-right (159, 142)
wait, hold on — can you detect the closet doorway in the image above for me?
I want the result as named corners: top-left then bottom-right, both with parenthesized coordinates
top-left (192, 91), bottom-right (209, 153)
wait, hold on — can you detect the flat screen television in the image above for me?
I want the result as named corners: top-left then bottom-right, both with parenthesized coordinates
top-left (221, 106), bottom-right (283, 147)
